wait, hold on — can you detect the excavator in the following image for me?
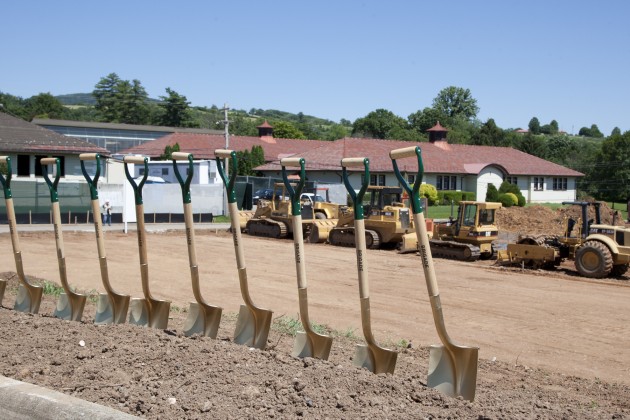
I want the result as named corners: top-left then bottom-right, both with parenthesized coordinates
top-left (400, 201), bottom-right (502, 261)
top-left (325, 186), bottom-right (413, 249)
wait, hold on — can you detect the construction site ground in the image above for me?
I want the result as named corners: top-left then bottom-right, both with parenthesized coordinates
top-left (0, 204), bottom-right (629, 418)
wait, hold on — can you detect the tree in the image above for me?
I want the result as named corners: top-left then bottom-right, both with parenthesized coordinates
top-left (159, 143), bottom-right (180, 160)
top-left (352, 109), bottom-right (409, 139)
top-left (408, 107), bottom-right (446, 134)
top-left (271, 121), bottom-right (306, 139)
top-left (485, 183), bottom-right (499, 202)
top-left (611, 127), bottom-right (621, 136)
top-left (516, 133), bottom-right (547, 158)
top-left (528, 117), bottom-right (541, 134)
top-left (158, 88), bottom-right (195, 127)
top-left (93, 73), bottom-right (122, 122)
top-left (470, 119), bottom-right (507, 146)
top-left (92, 73), bottom-right (150, 124)
top-left (431, 86), bottom-right (479, 121)
top-left (236, 145), bottom-right (265, 176)
top-left (499, 181), bottom-right (525, 206)
top-left (590, 131), bottom-right (630, 202)
top-left (24, 93), bottom-right (66, 120)
top-left (589, 124), bottom-right (604, 138)
top-left (550, 119), bottom-right (559, 134)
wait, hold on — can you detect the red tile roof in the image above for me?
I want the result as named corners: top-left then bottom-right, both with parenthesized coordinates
top-left (256, 137), bottom-right (584, 177)
top-left (426, 121), bottom-right (449, 132)
top-left (119, 132), bottom-right (329, 161)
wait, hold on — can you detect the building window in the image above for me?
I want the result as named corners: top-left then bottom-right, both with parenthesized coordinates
top-left (17, 155), bottom-right (30, 176)
top-left (407, 174), bottom-right (416, 184)
top-left (553, 177), bottom-right (568, 191)
top-left (436, 175), bottom-right (457, 190)
top-left (533, 177), bottom-right (544, 191)
top-left (505, 176), bottom-right (518, 185)
top-left (139, 168), bottom-right (145, 175)
top-left (370, 174), bottom-right (385, 186)
top-left (162, 168), bottom-right (169, 176)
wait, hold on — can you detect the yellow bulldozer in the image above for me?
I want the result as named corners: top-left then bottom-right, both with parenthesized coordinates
top-left (497, 201), bottom-right (630, 278)
top-left (400, 201), bottom-right (502, 261)
top-left (246, 183), bottom-right (344, 239)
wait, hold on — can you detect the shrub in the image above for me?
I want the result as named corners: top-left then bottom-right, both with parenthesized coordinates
top-left (420, 183), bottom-right (438, 205)
top-left (486, 183), bottom-right (499, 202)
top-left (499, 192), bottom-right (518, 207)
top-left (437, 191), bottom-right (476, 205)
top-left (499, 181), bottom-right (526, 207)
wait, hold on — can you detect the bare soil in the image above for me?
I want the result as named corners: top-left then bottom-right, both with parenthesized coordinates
top-left (1, 224), bottom-right (629, 419)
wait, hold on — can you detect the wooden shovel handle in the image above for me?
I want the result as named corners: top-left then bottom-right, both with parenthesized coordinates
top-left (40, 157), bottom-right (57, 165)
top-left (341, 157), bottom-right (366, 167)
top-left (292, 214), bottom-right (308, 289)
top-left (280, 157), bottom-right (303, 167)
top-left (389, 146), bottom-right (418, 159)
top-left (413, 211), bottom-right (439, 297)
top-left (214, 149), bottom-right (233, 158)
top-left (354, 218), bottom-right (369, 299)
top-left (171, 152), bottom-right (192, 161)
top-left (123, 156), bottom-right (147, 164)
top-left (79, 153), bottom-right (98, 161)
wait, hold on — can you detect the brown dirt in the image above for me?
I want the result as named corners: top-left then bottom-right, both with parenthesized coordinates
top-left (1, 228), bottom-right (629, 419)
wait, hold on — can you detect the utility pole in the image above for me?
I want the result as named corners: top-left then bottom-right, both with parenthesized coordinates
top-left (220, 103), bottom-right (231, 216)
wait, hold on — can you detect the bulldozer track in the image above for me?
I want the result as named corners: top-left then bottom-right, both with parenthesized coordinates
top-left (328, 228), bottom-right (381, 249)
top-left (429, 240), bottom-right (480, 262)
top-left (246, 219), bottom-right (288, 239)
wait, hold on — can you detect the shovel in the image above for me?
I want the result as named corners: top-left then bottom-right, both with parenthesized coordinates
top-left (390, 145), bottom-right (478, 401)
top-left (41, 158), bottom-right (87, 321)
top-left (341, 157), bottom-right (398, 374)
top-left (80, 153), bottom-right (130, 324)
top-left (171, 152), bottom-right (222, 337)
top-left (281, 157), bottom-right (333, 360)
top-left (0, 156), bottom-right (43, 313)
top-left (123, 156), bottom-right (171, 329)
top-left (215, 149), bottom-right (272, 349)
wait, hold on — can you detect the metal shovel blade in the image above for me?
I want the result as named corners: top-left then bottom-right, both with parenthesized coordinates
top-left (353, 343), bottom-right (398, 375)
top-left (54, 292), bottom-right (87, 322)
top-left (128, 298), bottom-right (149, 326)
top-left (94, 293), bottom-right (130, 325)
top-left (183, 301), bottom-right (222, 338)
top-left (128, 298), bottom-right (171, 329)
top-left (14, 283), bottom-right (43, 314)
top-left (428, 344), bottom-right (478, 402)
top-left (292, 330), bottom-right (333, 360)
top-left (234, 304), bottom-right (273, 349)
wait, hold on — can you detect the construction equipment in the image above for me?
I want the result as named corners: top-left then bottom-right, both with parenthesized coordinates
top-left (80, 153), bottom-right (130, 325)
top-left (246, 182), bottom-right (340, 242)
top-left (341, 157), bottom-right (397, 374)
top-left (0, 156), bottom-right (43, 314)
top-left (172, 152), bottom-right (223, 337)
top-left (400, 201), bottom-right (502, 261)
top-left (391, 145), bottom-right (478, 401)
top-left (498, 201), bottom-right (630, 278)
top-left (124, 156), bottom-right (171, 329)
top-left (327, 186), bottom-right (412, 249)
top-left (281, 157), bottom-right (333, 359)
top-left (216, 149), bottom-right (272, 349)
top-left (41, 158), bottom-right (87, 321)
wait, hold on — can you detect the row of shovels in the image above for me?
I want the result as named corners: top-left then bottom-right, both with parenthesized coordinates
top-left (0, 146), bottom-right (478, 401)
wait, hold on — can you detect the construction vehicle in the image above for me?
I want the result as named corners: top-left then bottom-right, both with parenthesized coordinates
top-left (497, 201), bottom-right (630, 278)
top-left (245, 183), bottom-right (343, 240)
top-left (400, 201), bottom-right (502, 261)
top-left (326, 186), bottom-right (413, 249)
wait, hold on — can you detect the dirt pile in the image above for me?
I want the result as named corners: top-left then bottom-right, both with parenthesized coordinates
top-left (1, 273), bottom-right (629, 419)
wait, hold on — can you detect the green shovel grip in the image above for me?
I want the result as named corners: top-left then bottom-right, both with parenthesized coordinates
top-left (123, 156), bottom-right (148, 205)
top-left (172, 152), bottom-right (194, 204)
top-left (215, 149), bottom-right (238, 204)
top-left (340, 157), bottom-right (370, 220)
top-left (390, 146), bottom-right (424, 214)
top-left (280, 157), bottom-right (306, 217)
top-left (0, 156), bottom-right (13, 199)
top-left (41, 157), bottom-right (61, 203)
top-left (80, 153), bottom-right (101, 200)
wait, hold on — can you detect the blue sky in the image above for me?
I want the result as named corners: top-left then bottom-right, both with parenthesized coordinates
top-left (2, 1), bottom-right (628, 135)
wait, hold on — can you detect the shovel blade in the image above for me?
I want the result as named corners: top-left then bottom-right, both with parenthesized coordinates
top-left (234, 304), bottom-right (273, 349)
top-left (0, 280), bottom-right (6, 305)
top-left (292, 330), bottom-right (333, 360)
top-left (353, 343), bottom-right (398, 375)
top-left (148, 299), bottom-right (171, 330)
top-left (54, 292), bottom-right (87, 322)
top-left (94, 293), bottom-right (130, 325)
top-left (14, 283), bottom-right (43, 314)
top-left (183, 302), bottom-right (222, 338)
top-left (128, 298), bottom-right (149, 327)
top-left (427, 344), bottom-right (478, 401)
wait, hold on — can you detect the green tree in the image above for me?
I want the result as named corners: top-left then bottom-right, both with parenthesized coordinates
top-left (92, 73), bottom-right (150, 124)
top-left (611, 127), bottom-right (622, 136)
top-left (549, 119), bottom-right (559, 134)
top-left (546, 134), bottom-right (577, 165)
top-left (485, 183), bottom-right (499, 202)
top-left (352, 109), bottom-right (409, 139)
top-left (93, 73), bottom-right (122, 122)
top-left (589, 131), bottom-right (630, 202)
top-left (271, 121), bottom-right (306, 139)
top-left (528, 117), bottom-right (541, 134)
top-left (407, 107), bottom-right (446, 134)
top-left (431, 86), bottom-right (479, 121)
top-left (236, 145), bottom-right (265, 175)
top-left (158, 88), bottom-right (195, 127)
top-left (420, 183), bottom-right (438, 205)
top-left (589, 124), bottom-right (604, 138)
top-left (499, 181), bottom-right (525, 206)
top-left (159, 143), bottom-right (180, 160)
top-left (516, 133), bottom-right (548, 158)
top-left (24, 93), bottom-right (66, 120)
top-left (470, 119), bottom-right (507, 146)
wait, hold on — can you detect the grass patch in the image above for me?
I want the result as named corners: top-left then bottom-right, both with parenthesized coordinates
top-left (42, 281), bottom-right (64, 297)
top-left (212, 215), bottom-right (230, 223)
top-left (272, 315), bottom-right (329, 337)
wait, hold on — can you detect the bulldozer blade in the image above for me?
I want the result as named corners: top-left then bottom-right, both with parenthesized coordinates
top-left (427, 344), bottom-right (478, 402)
top-left (14, 283), bottom-right (43, 314)
top-left (234, 304), bottom-right (273, 349)
top-left (292, 330), bottom-right (333, 360)
top-left (183, 301), bottom-right (222, 338)
top-left (353, 343), bottom-right (398, 375)
top-left (94, 293), bottom-right (130, 325)
top-left (54, 292), bottom-right (87, 322)
top-left (398, 232), bottom-right (419, 254)
top-left (128, 298), bottom-right (171, 329)
top-left (0, 280), bottom-right (6, 305)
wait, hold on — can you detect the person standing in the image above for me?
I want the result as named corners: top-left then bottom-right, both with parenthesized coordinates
top-left (102, 200), bottom-right (112, 226)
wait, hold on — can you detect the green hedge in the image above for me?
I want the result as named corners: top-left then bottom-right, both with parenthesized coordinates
top-left (436, 191), bottom-right (476, 205)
